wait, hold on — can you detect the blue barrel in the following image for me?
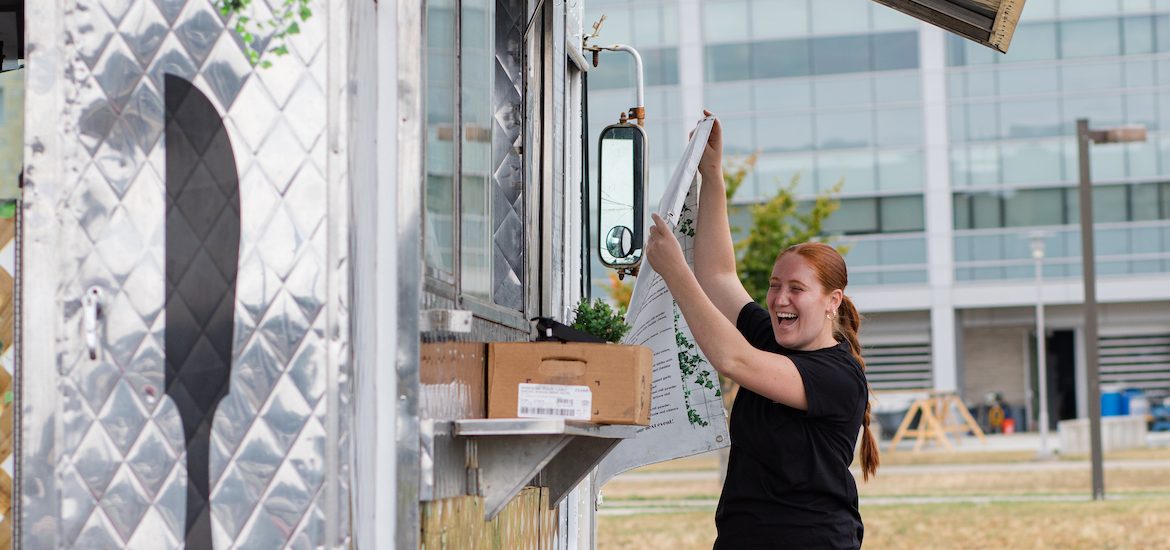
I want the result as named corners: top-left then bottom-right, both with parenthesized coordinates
top-left (1123, 388), bottom-right (1144, 416)
top-left (1101, 391), bottom-right (1125, 417)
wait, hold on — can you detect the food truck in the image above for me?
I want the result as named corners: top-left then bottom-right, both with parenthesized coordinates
top-left (5, 0), bottom-right (1025, 547)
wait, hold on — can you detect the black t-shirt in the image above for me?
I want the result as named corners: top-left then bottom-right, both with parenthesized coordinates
top-left (713, 302), bottom-right (868, 549)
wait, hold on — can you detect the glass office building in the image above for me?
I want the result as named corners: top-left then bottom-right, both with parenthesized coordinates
top-left (586, 0), bottom-right (1170, 429)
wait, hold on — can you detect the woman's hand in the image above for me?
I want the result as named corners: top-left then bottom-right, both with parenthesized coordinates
top-left (697, 109), bottom-right (723, 177)
top-left (645, 213), bottom-right (688, 282)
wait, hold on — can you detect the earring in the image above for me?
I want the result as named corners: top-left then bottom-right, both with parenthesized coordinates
top-left (825, 312), bottom-right (835, 321)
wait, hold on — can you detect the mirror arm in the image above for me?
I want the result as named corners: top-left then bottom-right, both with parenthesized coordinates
top-left (586, 43), bottom-right (646, 126)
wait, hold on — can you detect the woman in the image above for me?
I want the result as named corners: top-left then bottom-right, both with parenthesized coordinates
top-left (644, 111), bottom-right (879, 549)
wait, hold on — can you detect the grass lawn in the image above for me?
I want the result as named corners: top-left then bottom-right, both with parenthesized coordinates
top-left (598, 499), bottom-right (1170, 549)
top-left (598, 443), bottom-right (1170, 548)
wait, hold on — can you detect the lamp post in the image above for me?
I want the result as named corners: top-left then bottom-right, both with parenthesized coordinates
top-left (1076, 119), bottom-right (1147, 500)
top-left (1029, 232), bottom-right (1052, 459)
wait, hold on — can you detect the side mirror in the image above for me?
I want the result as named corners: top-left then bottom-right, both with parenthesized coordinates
top-left (597, 122), bottom-right (647, 274)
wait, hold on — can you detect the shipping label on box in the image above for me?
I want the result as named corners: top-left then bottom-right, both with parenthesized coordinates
top-left (516, 383), bottom-right (592, 420)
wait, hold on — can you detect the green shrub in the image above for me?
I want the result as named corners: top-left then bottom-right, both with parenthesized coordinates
top-left (571, 298), bottom-right (631, 343)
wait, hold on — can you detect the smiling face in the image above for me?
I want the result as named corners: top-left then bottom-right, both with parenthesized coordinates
top-left (766, 253), bottom-right (843, 351)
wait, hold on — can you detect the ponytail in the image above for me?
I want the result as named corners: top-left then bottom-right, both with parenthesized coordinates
top-left (836, 296), bottom-right (880, 482)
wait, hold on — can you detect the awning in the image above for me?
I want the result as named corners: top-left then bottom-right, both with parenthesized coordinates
top-left (872, 0), bottom-right (1027, 53)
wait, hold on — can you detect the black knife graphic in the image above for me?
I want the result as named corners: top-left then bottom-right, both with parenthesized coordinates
top-left (164, 74), bottom-right (240, 550)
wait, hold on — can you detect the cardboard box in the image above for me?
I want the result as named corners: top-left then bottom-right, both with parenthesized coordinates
top-left (420, 342), bottom-right (487, 419)
top-left (487, 342), bottom-right (652, 425)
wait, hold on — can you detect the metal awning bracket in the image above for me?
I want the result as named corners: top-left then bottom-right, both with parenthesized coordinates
top-left (445, 418), bottom-right (637, 520)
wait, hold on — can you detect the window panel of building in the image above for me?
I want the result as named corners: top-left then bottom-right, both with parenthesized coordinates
top-left (1061, 61), bottom-right (1125, 92)
top-left (874, 72), bottom-right (921, 103)
top-left (588, 51), bottom-right (634, 90)
top-left (810, 0), bottom-right (869, 35)
top-left (875, 107), bottom-right (923, 146)
top-left (1063, 95), bottom-right (1125, 134)
top-left (999, 99), bottom-right (1062, 139)
top-left (1001, 140), bottom-right (1063, 184)
top-left (877, 149), bottom-right (924, 191)
top-left (705, 83), bottom-right (753, 115)
top-left (964, 35), bottom-right (1000, 66)
top-left (871, 2), bottom-right (917, 30)
top-left (752, 39), bottom-right (812, 79)
top-left (880, 195), bottom-right (926, 232)
top-left (644, 48), bottom-right (681, 86)
top-left (945, 35), bottom-right (968, 67)
top-left (593, 5), bottom-right (632, 45)
top-left (1132, 182), bottom-right (1162, 221)
top-left (755, 113), bottom-right (814, 153)
top-left (872, 31), bottom-right (919, 71)
top-left (630, 3), bottom-right (679, 48)
top-left (952, 194), bottom-right (971, 229)
top-left (948, 15), bottom-right (1170, 66)
top-left (817, 150), bottom-right (876, 193)
top-left (1157, 14), bottom-right (1170, 52)
top-left (1086, 140), bottom-right (1129, 181)
top-left (1127, 141), bottom-right (1159, 179)
top-left (1160, 136), bottom-right (1170, 177)
top-left (997, 66), bottom-right (1060, 96)
top-left (757, 154), bottom-right (816, 197)
top-left (1123, 15), bottom-right (1156, 54)
top-left (813, 75), bottom-right (873, 108)
top-left (1003, 188), bottom-right (1063, 227)
top-left (702, 0), bottom-right (749, 43)
top-left (822, 197), bottom-right (878, 234)
top-left (1163, 182), bottom-right (1170, 218)
top-left (1025, 0), bottom-right (1056, 18)
top-left (948, 104), bottom-right (967, 143)
top-left (971, 192), bottom-right (1002, 229)
top-left (751, 0), bottom-right (809, 39)
top-left (811, 34), bottom-right (871, 75)
top-left (752, 80), bottom-right (812, 113)
top-left (1061, 18), bottom-right (1123, 59)
top-left (1094, 185), bottom-right (1131, 223)
top-left (1065, 185), bottom-right (1133, 224)
top-left (1124, 92), bottom-right (1158, 133)
top-left (968, 144), bottom-right (1001, 186)
top-left (1124, 59), bottom-right (1157, 88)
top-left (721, 115), bottom-right (757, 155)
top-left (1061, 0), bottom-right (1123, 18)
top-left (706, 43), bottom-right (752, 82)
top-left (964, 68), bottom-right (998, 97)
top-left (965, 103), bottom-right (999, 141)
top-left (950, 146), bottom-right (970, 187)
top-left (1001, 22), bottom-right (1058, 63)
top-left (591, 47), bottom-right (679, 90)
top-left (816, 110), bottom-right (872, 149)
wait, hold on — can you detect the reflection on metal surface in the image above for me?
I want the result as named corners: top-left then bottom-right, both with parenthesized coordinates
top-left (492, 0), bottom-right (526, 310)
top-left (164, 74), bottom-right (239, 550)
top-left (23, 1), bottom-right (351, 547)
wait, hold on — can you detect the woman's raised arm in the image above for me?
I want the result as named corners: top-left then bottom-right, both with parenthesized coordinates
top-left (692, 111), bottom-right (752, 322)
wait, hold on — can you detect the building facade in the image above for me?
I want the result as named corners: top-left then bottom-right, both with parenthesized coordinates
top-left (585, 0), bottom-right (1170, 428)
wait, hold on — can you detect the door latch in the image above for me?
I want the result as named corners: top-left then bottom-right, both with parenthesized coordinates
top-left (83, 287), bottom-right (103, 360)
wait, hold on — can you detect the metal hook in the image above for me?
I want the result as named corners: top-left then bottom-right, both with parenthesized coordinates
top-left (83, 287), bottom-right (103, 360)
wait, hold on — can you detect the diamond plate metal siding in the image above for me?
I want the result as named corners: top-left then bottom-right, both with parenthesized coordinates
top-left (492, 0), bottom-right (526, 311)
top-left (23, 1), bottom-right (351, 547)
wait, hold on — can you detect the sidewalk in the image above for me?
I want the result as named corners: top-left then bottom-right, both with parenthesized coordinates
top-left (886, 429), bottom-right (1170, 453)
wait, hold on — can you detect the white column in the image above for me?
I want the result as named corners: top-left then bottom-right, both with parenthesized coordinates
top-left (676, 0), bottom-right (704, 118)
top-left (920, 24), bottom-right (958, 391)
